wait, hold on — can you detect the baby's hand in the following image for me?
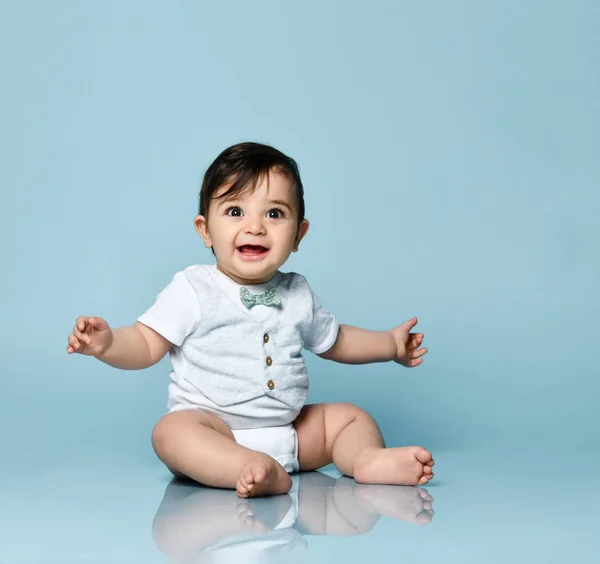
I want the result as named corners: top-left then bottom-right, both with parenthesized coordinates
top-left (390, 317), bottom-right (428, 367)
top-left (67, 316), bottom-right (113, 357)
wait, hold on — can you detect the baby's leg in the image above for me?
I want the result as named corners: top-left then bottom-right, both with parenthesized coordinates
top-left (152, 410), bottom-right (292, 497)
top-left (293, 403), bottom-right (435, 486)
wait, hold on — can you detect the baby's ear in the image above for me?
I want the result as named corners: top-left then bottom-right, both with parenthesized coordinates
top-left (194, 215), bottom-right (212, 247)
top-left (293, 219), bottom-right (310, 251)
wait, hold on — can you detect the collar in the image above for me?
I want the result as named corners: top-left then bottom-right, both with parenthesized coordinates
top-left (206, 264), bottom-right (282, 311)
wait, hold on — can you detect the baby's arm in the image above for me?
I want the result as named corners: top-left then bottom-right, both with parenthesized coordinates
top-left (317, 325), bottom-right (396, 364)
top-left (318, 318), bottom-right (427, 367)
top-left (67, 315), bottom-right (172, 370)
top-left (96, 322), bottom-right (172, 369)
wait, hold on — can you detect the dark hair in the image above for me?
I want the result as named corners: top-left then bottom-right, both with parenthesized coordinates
top-left (199, 142), bottom-right (305, 223)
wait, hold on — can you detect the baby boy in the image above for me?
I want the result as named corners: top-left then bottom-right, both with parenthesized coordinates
top-left (67, 142), bottom-right (434, 497)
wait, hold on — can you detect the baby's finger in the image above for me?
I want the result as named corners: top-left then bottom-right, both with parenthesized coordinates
top-left (88, 316), bottom-right (110, 331)
top-left (68, 334), bottom-right (82, 351)
top-left (73, 326), bottom-right (92, 346)
top-left (408, 333), bottom-right (424, 349)
top-left (75, 316), bottom-right (90, 332)
top-left (411, 347), bottom-right (428, 359)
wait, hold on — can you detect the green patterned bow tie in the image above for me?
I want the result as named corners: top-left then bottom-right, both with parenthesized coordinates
top-left (240, 287), bottom-right (282, 309)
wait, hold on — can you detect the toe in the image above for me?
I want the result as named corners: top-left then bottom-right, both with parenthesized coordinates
top-left (414, 447), bottom-right (433, 465)
top-left (244, 467), bottom-right (255, 485)
top-left (253, 464), bottom-right (267, 484)
top-left (240, 475), bottom-right (255, 493)
top-left (241, 470), bottom-right (257, 492)
top-left (418, 475), bottom-right (429, 485)
top-left (423, 465), bottom-right (433, 474)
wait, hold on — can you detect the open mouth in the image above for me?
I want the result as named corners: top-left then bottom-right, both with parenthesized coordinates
top-left (237, 245), bottom-right (269, 260)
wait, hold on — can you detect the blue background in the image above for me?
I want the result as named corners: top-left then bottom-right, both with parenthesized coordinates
top-left (1, 1), bottom-right (599, 561)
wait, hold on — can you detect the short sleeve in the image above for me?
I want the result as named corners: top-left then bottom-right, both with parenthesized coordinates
top-left (137, 270), bottom-right (201, 346)
top-left (302, 282), bottom-right (340, 354)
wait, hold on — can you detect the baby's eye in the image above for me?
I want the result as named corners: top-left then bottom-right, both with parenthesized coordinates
top-left (226, 207), bottom-right (243, 217)
top-left (268, 208), bottom-right (285, 219)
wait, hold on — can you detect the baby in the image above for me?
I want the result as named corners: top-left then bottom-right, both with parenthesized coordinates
top-left (66, 142), bottom-right (434, 498)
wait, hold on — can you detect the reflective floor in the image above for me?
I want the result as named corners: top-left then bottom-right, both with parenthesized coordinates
top-left (2, 444), bottom-right (598, 563)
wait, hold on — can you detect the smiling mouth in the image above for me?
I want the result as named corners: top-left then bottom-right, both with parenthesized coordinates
top-left (237, 245), bottom-right (269, 256)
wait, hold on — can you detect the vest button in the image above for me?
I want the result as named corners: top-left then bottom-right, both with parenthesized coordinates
top-left (267, 379), bottom-right (275, 390)
top-left (266, 356), bottom-right (272, 366)
top-left (263, 333), bottom-right (269, 343)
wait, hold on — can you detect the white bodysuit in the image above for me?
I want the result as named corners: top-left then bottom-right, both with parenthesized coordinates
top-left (137, 264), bottom-right (339, 472)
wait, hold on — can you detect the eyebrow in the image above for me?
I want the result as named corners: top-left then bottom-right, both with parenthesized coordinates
top-left (268, 199), bottom-right (293, 212)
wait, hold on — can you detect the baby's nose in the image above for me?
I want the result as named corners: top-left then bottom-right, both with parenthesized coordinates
top-left (245, 217), bottom-right (266, 233)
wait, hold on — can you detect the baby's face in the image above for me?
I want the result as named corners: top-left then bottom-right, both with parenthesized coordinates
top-left (195, 171), bottom-right (309, 285)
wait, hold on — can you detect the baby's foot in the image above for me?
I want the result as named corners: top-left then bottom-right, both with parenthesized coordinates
top-left (236, 453), bottom-right (292, 498)
top-left (353, 483), bottom-right (435, 525)
top-left (353, 446), bottom-right (435, 486)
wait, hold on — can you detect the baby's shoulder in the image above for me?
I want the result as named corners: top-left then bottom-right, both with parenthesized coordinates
top-left (178, 264), bottom-right (212, 276)
top-left (277, 269), bottom-right (309, 287)
top-left (277, 271), bottom-right (316, 300)
top-left (169, 264), bottom-right (215, 288)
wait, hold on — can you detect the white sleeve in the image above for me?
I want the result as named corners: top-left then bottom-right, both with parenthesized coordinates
top-left (302, 283), bottom-right (340, 355)
top-left (137, 271), bottom-right (201, 346)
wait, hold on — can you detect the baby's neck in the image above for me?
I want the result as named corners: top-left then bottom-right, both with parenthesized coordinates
top-left (216, 263), bottom-right (278, 286)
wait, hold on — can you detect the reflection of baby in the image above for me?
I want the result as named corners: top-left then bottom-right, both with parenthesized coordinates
top-left (66, 142), bottom-right (434, 497)
top-left (152, 472), bottom-right (434, 561)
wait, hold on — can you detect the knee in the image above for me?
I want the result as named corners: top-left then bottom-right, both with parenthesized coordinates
top-left (151, 412), bottom-right (179, 457)
top-left (336, 402), bottom-right (374, 423)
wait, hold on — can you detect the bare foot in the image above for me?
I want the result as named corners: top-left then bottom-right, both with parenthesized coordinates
top-left (236, 453), bottom-right (292, 498)
top-left (353, 446), bottom-right (435, 486)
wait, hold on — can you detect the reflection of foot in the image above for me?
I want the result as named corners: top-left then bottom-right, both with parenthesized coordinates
top-left (236, 503), bottom-right (270, 535)
top-left (353, 446), bottom-right (435, 486)
top-left (236, 494), bottom-right (293, 534)
top-left (236, 454), bottom-right (292, 498)
top-left (352, 483), bottom-right (434, 526)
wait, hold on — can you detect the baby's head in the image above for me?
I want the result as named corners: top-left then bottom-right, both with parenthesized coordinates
top-left (195, 142), bottom-right (310, 285)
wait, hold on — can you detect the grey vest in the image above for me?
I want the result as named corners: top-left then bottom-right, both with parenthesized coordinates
top-left (179, 266), bottom-right (315, 411)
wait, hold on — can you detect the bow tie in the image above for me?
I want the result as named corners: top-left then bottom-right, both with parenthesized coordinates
top-left (240, 287), bottom-right (282, 309)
